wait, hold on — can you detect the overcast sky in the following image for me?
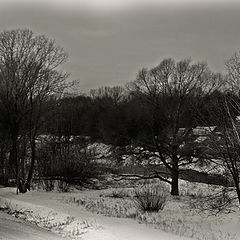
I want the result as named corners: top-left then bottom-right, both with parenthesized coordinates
top-left (0, 0), bottom-right (240, 92)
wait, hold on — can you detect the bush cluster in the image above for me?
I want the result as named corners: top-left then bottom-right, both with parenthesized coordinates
top-left (134, 183), bottom-right (168, 212)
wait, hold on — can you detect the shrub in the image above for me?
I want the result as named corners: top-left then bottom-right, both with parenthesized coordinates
top-left (37, 137), bottom-right (102, 189)
top-left (57, 180), bottom-right (70, 192)
top-left (190, 186), bottom-right (236, 214)
top-left (134, 183), bottom-right (168, 212)
top-left (42, 179), bottom-right (54, 191)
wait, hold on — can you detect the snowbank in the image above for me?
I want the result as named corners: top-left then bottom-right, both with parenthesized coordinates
top-left (0, 195), bottom-right (99, 239)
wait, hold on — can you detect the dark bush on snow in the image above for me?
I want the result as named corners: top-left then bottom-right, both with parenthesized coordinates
top-left (134, 183), bottom-right (168, 212)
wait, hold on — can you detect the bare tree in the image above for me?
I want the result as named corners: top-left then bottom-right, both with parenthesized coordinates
top-left (200, 51), bottom-right (240, 206)
top-left (216, 101), bottom-right (240, 204)
top-left (89, 86), bottom-right (126, 104)
top-left (129, 58), bottom-right (223, 195)
top-left (0, 29), bottom-right (69, 193)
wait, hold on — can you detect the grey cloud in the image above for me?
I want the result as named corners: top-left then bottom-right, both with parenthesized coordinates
top-left (0, 3), bottom-right (240, 91)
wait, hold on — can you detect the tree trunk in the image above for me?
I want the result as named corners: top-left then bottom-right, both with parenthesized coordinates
top-left (9, 137), bottom-right (18, 174)
top-left (26, 137), bottom-right (36, 190)
top-left (235, 187), bottom-right (240, 206)
top-left (8, 133), bottom-right (20, 194)
top-left (171, 170), bottom-right (179, 195)
top-left (233, 177), bottom-right (240, 206)
top-left (21, 136), bottom-right (26, 181)
top-left (1, 148), bottom-right (8, 186)
top-left (171, 159), bottom-right (179, 195)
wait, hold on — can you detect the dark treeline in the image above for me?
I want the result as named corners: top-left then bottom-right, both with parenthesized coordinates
top-left (45, 89), bottom-right (149, 146)
top-left (44, 88), bottom-right (227, 146)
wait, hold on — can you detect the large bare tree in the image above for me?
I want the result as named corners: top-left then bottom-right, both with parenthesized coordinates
top-left (201, 51), bottom-right (240, 207)
top-left (0, 29), bottom-right (69, 193)
top-left (129, 58), bottom-right (223, 195)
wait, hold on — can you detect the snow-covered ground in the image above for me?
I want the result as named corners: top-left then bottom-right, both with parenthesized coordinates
top-left (0, 211), bottom-right (64, 240)
top-left (0, 181), bottom-right (239, 240)
top-left (0, 187), bottom-right (191, 240)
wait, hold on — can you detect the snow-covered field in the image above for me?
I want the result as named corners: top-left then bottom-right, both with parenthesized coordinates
top-left (0, 211), bottom-right (64, 240)
top-left (0, 180), bottom-right (239, 240)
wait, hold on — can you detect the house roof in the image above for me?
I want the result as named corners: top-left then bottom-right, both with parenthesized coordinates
top-left (192, 126), bottom-right (217, 136)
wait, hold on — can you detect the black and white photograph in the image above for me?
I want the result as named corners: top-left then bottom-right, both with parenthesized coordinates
top-left (1, 0), bottom-right (240, 239)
